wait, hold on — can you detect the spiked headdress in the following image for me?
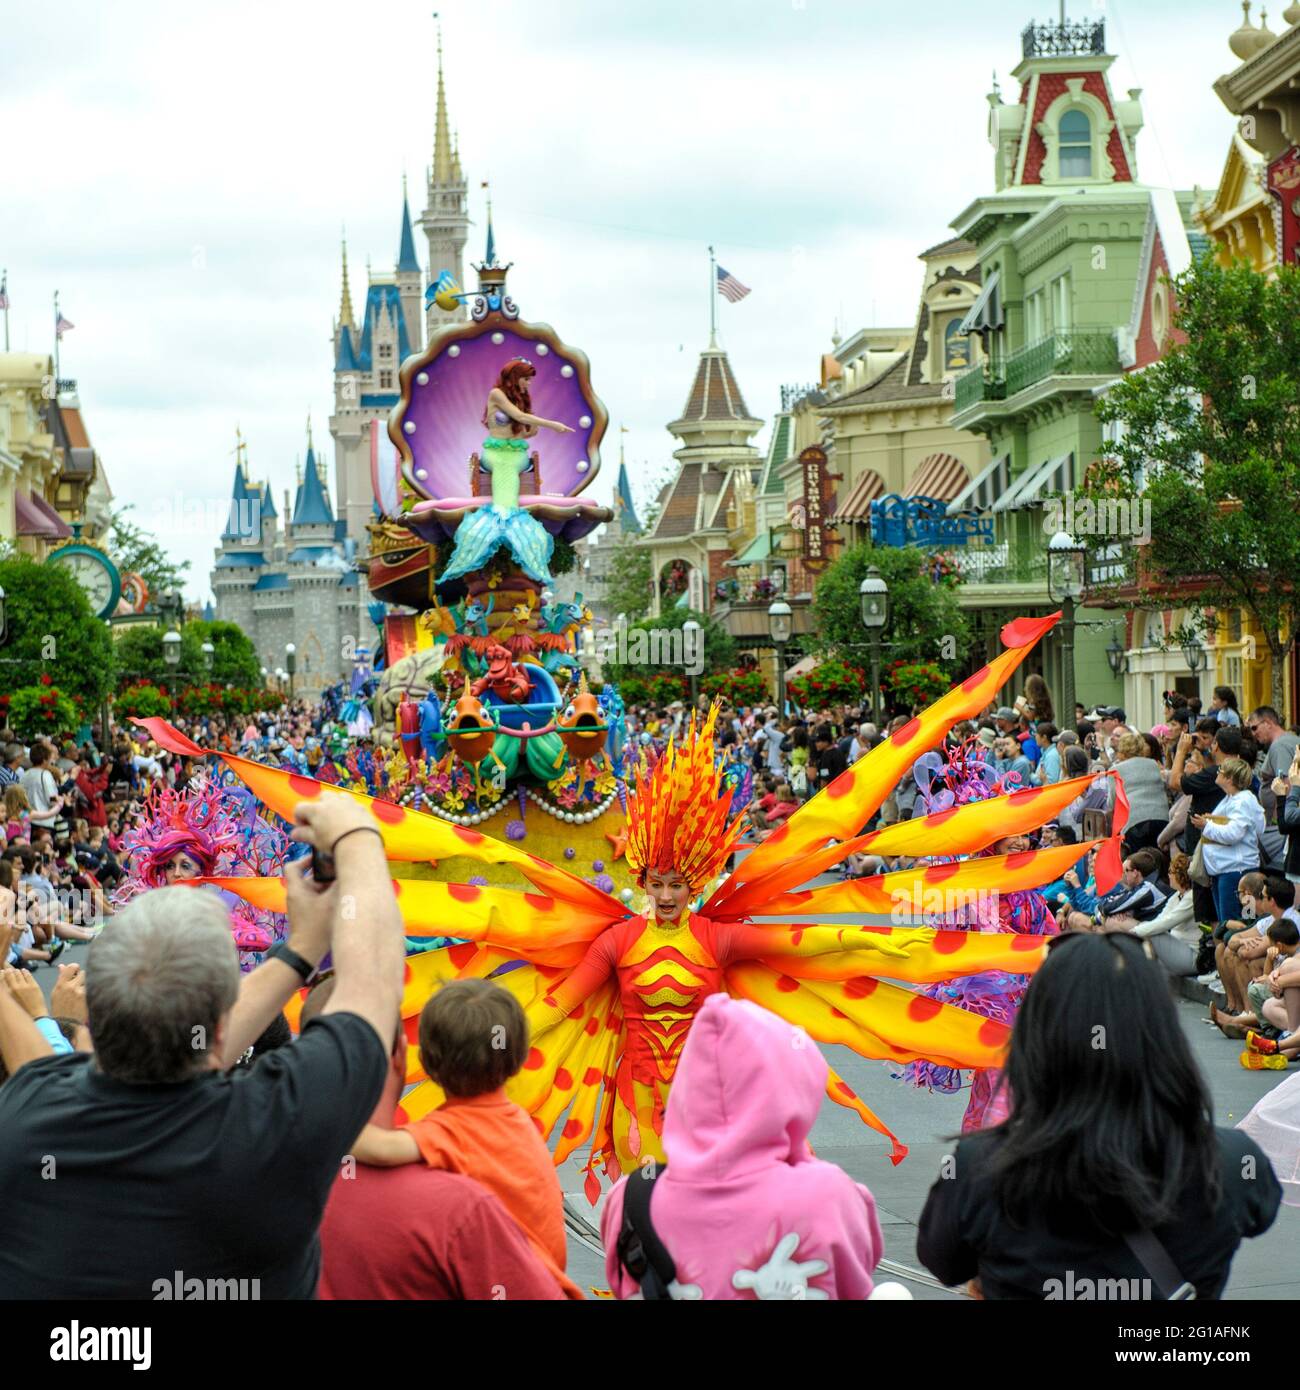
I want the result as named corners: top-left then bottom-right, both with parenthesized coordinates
top-left (623, 702), bottom-right (748, 892)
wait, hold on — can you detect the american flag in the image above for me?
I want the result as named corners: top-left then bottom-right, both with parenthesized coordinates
top-left (0, 274), bottom-right (8, 311)
top-left (56, 313), bottom-right (75, 338)
top-left (716, 265), bottom-right (751, 303)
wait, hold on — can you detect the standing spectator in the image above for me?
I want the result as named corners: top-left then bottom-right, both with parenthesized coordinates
top-left (0, 744), bottom-right (25, 790)
top-left (602, 993), bottom-right (887, 1300)
top-left (1022, 673), bottom-right (1054, 725)
top-left (1172, 724), bottom-right (1244, 923)
top-left (0, 795), bottom-right (404, 1298)
top-left (1248, 706), bottom-right (1299, 872)
top-left (313, 976), bottom-right (565, 1301)
top-left (1110, 733), bottom-right (1170, 854)
top-left (1275, 745), bottom-right (1300, 889)
top-left (1194, 758), bottom-right (1266, 927)
top-left (915, 932), bottom-right (1280, 1300)
top-left (1034, 724), bottom-right (1062, 783)
top-left (811, 728), bottom-right (848, 796)
top-left (1211, 686), bottom-right (1242, 727)
top-left (19, 745), bottom-right (62, 836)
top-left (848, 722), bottom-right (876, 765)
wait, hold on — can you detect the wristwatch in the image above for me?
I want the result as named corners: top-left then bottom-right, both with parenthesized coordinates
top-left (267, 942), bottom-right (315, 983)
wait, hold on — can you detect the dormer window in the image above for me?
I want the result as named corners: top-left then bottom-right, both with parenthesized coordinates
top-left (1058, 110), bottom-right (1093, 178)
top-left (379, 343), bottom-right (392, 360)
top-left (379, 370), bottom-right (393, 389)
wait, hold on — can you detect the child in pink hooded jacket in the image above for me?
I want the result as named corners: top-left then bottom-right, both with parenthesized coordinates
top-left (600, 992), bottom-right (886, 1299)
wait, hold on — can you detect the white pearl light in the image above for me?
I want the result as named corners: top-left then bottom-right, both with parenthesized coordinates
top-left (403, 421), bottom-right (416, 434)
top-left (491, 332), bottom-right (504, 345)
top-left (576, 460), bottom-right (589, 473)
top-left (579, 415), bottom-right (592, 429)
top-left (620, 888), bottom-right (634, 903)
top-left (560, 365), bottom-right (574, 378)
top-left (416, 372), bottom-right (429, 386)
top-left (536, 344), bottom-right (549, 356)
top-left (415, 468), bottom-right (428, 480)
top-left (448, 345), bottom-right (460, 358)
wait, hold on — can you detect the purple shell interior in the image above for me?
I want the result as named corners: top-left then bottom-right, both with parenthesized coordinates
top-left (398, 326), bottom-right (600, 501)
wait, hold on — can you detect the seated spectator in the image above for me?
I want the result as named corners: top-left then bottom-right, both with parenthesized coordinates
top-left (1036, 826), bottom-right (1087, 903)
top-left (752, 782), bottom-right (800, 836)
top-left (1210, 870), bottom-right (1267, 1000)
top-left (1194, 757), bottom-right (1266, 926)
top-left (1110, 733), bottom-right (1170, 854)
top-left (1058, 746), bottom-right (1107, 838)
top-left (1130, 852), bottom-right (1202, 978)
top-left (602, 992), bottom-right (889, 1300)
top-left (916, 932), bottom-right (1281, 1299)
top-left (349, 978), bottom-right (582, 1299)
top-left (1093, 849), bottom-right (1171, 932)
top-left (1213, 877), bottom-right (1300, 1038)
top-left (313, 977), bottom-right (565, 1301)
top-left (0, 796), bottom-right (404, 1298)
top-left (1212, 917), bottom-right (1300, 1038)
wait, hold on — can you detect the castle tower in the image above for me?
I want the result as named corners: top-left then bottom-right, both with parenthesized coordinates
top-left (420, 28), bottom-right (469, 339)
top-left (396, 175), bottom-right (424, 358)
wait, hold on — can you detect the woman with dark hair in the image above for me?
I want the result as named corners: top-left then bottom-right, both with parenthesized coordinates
top-left (1211, 685), bottom-right (1242, 728)
top-left (916, 932), bottom-right (1280, 1299)
top-left (439, 358), bottom-right (575, 588)
top-left (1022, 673), bottom-right (1054, 726)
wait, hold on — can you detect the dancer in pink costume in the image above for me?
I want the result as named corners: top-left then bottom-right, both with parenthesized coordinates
top-left (898, 738), bottom-right (1055, 1131)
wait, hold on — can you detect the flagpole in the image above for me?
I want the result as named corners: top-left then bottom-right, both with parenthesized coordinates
top-left (709, 245), bottom-right (719, 348)
top-left (53, 290), bottom-right (61, 386)
top-left (2, 270), bottom-right (8, 351)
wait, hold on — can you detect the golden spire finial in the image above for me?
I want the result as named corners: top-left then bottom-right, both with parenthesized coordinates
top-left (432, 16), bottom-right (455, 184)
top-left (339, 232), bottom-right (355, 328)
top-left (306, 411), bottom-right (313, 452)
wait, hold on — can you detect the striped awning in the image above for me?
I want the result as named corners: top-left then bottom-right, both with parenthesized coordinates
top-left (831, 469), bottom-right (886, 523)
top-left (992, 453), bottom-right (1074, 513)
top-left (904, 452), bottom-right (971, 501)
top-left (946, 455), bottom-right (1009, 514)
top-left (957, 269), bottom-right (1002, 335)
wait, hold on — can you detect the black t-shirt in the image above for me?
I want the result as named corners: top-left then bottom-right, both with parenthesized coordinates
top-left (917, 1126), bottom-right (1279, 1300)
top-left (0, 1011), bottom-right (387, 1299)
top-left (816, 745), bottom-right (848, 783)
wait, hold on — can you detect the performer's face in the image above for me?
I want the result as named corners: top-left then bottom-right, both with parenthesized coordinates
top-left (646, 870), bottom-right (691, 923)
top-left (164, 851), bottom-right (203, 885)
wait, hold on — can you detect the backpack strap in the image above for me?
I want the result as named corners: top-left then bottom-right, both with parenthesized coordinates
top-left (615, 1161), bottom-right (677, 1300)
top-left (1122, 1229), bottom-right (1196, 1301)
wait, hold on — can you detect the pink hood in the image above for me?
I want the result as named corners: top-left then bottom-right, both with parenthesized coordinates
top-left (600, 993), bottom-right (883, 1299)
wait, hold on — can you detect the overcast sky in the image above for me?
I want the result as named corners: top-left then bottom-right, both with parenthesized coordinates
top-left (1, 0), bottom-right (1255, 600)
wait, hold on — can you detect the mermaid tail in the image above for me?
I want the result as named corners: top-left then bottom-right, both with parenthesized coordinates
top-left (439, 506), bottom-right (555, 587)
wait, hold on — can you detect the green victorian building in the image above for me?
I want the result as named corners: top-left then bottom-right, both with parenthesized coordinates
top-left (943, 15), bottom-right (1204, 710)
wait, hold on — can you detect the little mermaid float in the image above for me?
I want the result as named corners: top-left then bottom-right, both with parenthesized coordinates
top-left (137, 613), bottom-right (1128, 1197)
top-left (437, 358), bottom-right (574, 589)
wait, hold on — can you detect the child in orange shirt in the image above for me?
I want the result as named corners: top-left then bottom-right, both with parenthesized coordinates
top-left (352, 978), bottom-right (583, 1299)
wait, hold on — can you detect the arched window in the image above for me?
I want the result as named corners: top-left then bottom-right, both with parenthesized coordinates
top-left (944, 318), bottom-right (972, 370)
top-left (1059, 109), bottom-right (1092, 178)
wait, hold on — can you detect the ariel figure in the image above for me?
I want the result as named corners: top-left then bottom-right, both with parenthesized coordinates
top-left (136, 612), bottom-right (1125, 1197)
top-left (438, 358), bottom-right (573, 589)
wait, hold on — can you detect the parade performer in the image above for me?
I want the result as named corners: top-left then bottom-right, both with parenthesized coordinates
top-left (135, 613), bottom-right (1126, 1197)
top-left (895, 738), bottom-right (1061, 1131)
top-left (438, 359), bottom-right (574, 589)
top-left (115, 773), bottom-right (295, 967)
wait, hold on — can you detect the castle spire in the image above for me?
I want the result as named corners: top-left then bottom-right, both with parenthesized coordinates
top-left (432, 23), bottom-right (455, 184)
top-left (397, 176), bottom-right (420, 273)
top-left (338, 234), bottom-right (354, 327)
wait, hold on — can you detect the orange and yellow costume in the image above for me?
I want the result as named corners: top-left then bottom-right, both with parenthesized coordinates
top-left (136, 612), bottom-right (1125, 1200)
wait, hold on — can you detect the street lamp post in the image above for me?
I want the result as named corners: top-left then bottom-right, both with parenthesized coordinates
top-left (162, 628), bottom-right (182, 707)
top-left (201, 641), bottom-right (215, 674)
top-left (682, 619), bottom-right (701, 710)
top-left (858, 568), bottom-right (889, 721)
top-left (285, 643), bottom-right (296, 701)
top-left (1182, 637), bottom-right (1207, 693)
top-left (768, 601), bottom-right (792, 713)
top-left (1047, 531), bottom-right (1087, 724)
top-left (1105, 634), bottom-right (1129, 678)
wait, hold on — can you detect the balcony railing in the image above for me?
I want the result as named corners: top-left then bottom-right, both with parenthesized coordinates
top-left (953, 365), bottom-right (1007, 413)
top-left (943, 536), bottom-right (1049, 587)
top-left (1004, 330), bottom-right (1121, 397)
top-left (1021, 19), bottom-right (1105, 58)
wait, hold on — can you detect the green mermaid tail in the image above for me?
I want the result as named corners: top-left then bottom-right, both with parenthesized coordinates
top-left (439, 438), bottom-right (555, 587)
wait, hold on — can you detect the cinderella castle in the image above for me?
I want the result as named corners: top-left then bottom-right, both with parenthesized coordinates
top-left (210, 38), bottom-right (471, 698)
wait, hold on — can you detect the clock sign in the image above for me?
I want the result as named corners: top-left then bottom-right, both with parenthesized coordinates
top-left (48, 543), bottom-right (122, 620)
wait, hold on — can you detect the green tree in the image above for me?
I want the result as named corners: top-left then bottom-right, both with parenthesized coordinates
top-left (1090, 257), bottom-right (1300, 704)
top-left (602, 606), bottom-right (736, 687)
top-left (604, 543), bottom-right (653, 622)
top-left (0, 554), bottom-right (116, 704)
top-left (812, 542), bottom-right (969, 669)
top-left (111, 620), bottom-right (261, 688)
top-left (106, 506), bottom-right (190, 599)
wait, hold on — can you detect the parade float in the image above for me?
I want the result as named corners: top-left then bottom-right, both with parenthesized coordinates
top-left (363, 239), bottom-right (639, 898)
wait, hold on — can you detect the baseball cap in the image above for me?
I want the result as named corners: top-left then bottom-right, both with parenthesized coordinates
top-left (994, 707), bottom-right (1017, 721)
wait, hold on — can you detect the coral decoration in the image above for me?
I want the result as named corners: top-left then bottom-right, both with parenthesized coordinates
top-left (623, 702), bottom-right (749, 893)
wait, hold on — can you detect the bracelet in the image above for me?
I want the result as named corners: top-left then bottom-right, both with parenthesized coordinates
top-left (329, 826), bottom-right (385, 857)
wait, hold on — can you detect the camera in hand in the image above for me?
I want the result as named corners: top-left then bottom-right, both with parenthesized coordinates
top-left (311, 845), bottom-right (337, 884)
